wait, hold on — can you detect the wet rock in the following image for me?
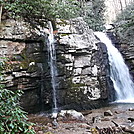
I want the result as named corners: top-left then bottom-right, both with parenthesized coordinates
top-left (52, 119), bottom-right (58, 127)
top-left (129, 108), bottom-right (134, 111)
top-left (104, 110), bottom-right (113, 116)
top-left (58, 110), bottom-right (85, 121)
top-left (92, 116), bottom-right (102, 123)
top-left (128, 117), bottom-right (134, 122)
top-left (115, 110), bottom-right (125, 114)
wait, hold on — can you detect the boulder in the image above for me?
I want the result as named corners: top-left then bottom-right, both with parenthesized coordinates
top-left (104, 110), bottom-right (113, 116)
top-left (58, 110), bottom-right (85, 121)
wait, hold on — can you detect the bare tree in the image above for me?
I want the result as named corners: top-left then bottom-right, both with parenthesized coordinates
top-left (124, 0), bottom-right (127, 7)
top-left (0, 4), bottom-right (2, 23)
top-left (119, 0), bottom-right (123, 11)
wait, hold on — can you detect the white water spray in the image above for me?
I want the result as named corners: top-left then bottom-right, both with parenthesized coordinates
top-left (47, 21), bottom-right (58, 116)
top-left (94, 32), bottom-right (134, 103)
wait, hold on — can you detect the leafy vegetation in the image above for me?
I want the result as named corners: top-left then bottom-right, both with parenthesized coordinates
top-left (0, 0), bottom-right (106, 31)
top-left (83, 0), bottom-right (106, 31)
top-left (115, 2), bottom-right (134, 30)
top-left (0, 59), bottom-right (35, 134)
top-left (114, 2), bottom-right (134, 44)
top-left (1, 0), bottom-right (80, 28)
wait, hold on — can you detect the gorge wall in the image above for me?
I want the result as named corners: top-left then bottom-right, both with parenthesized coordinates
top-left (56, 18), bottom-right (109, 110)
top-left (0, 20), bottom-right (48, 113)
top-left (0, 18), bottom-right (110, 113)
top-left (115, 26), bottom-right (134, 80)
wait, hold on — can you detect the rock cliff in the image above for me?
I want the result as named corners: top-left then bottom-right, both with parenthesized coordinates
top-left (55, 18), bottom-right (109, 110)
top-left (0, 19), bottom-right (48, 113)
top-left (0, 18), bottom-right (110, 113)
top-left (115, 26), bottom-right (134, 80)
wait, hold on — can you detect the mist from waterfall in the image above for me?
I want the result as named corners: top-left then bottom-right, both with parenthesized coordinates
top-left (47, 21), bottom-right (58, 115)
top-left (94, 32), bottom-right (134, 103)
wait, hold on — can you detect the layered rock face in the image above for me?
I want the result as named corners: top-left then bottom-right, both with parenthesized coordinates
top-left (0, 20), bottom-right (50, 113)
top-left (0, 18), bottom-right (110, 113)
top-left (55, 18), bottom-right (109, 110)
top-left (116, 27), bottom-right (134, 80)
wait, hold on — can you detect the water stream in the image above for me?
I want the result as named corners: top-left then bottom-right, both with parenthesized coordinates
top-left (94, 32), bottom-right (134, 103)
top-left (47, 21), bottom-right (58, 116)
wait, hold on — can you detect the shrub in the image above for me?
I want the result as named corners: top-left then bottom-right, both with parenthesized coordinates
top-left (0, 59), bottom-right (35, 134)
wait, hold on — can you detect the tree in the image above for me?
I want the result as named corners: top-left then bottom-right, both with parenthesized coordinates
top-left (0, 0), bottom-right (3, 23)
top-left (114, 2), bottom-right (134, 46)
top-left (83, 0), bottom-right (106, 31)
top-left (115, 2), bottom-right (134, 29)
top-left (2, 0), bottom-right (80, 28)
top-left (0, 4), bottom-right (2, 23)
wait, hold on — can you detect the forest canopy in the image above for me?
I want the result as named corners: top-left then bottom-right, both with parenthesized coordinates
top-left (0, 0), bottom-right (106, 31)
top-left (1, 0), bottom-right (80, 27)
top-left (115, 2), bottom-right (134, 29)
top-left (114, 1), bottom-right (134, 43)
top-left (84, 0), bottom-right (105, 31)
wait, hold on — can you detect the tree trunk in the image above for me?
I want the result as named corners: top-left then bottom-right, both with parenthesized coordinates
top-left (119, 0), bottom-right (123, 11)
top-left (0, 5), bottom-right (3, 23)
top-left (124, 0), bottom-right (127, 7)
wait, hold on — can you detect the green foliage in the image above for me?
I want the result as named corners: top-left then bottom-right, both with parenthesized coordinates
top-left (0, 59), bottom-right (35, 134)
top-left (1, 0), bottom-right (106, 31)
top-left (116, 3), bottom-right (134, 22)
top-left (83, 0), bottom-right (106, 31)
top-left (115, 2), bottom-right (134, 31)
top-left (114, 2), bottom-right (134, 44)
top-left (2, 0), bottom-right (80, 27)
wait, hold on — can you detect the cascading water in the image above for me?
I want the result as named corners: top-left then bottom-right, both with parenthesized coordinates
top-left (47, 21), bottom-right (58, 116)
top-left (94, 32), bottom-right (134, 103)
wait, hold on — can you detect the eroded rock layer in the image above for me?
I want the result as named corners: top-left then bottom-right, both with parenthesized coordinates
top-left (55, 18), bottom-right (109, 110)
top-left (0, 18), bottom-right (110, 112)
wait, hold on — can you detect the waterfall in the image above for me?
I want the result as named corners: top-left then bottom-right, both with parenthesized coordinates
top-left (94, 32), bottom-right (134, 103)
top-left (47, 21), bottom-right (58, 115)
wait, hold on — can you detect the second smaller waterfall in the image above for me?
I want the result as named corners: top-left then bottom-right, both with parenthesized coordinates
top-left (47, 21), bottom-right (58, 115)
top-left (95, 32), bottom-right (134, 103)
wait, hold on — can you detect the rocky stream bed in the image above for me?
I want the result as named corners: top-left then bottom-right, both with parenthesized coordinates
top-left (28, 104), bottom-right (134, 134)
